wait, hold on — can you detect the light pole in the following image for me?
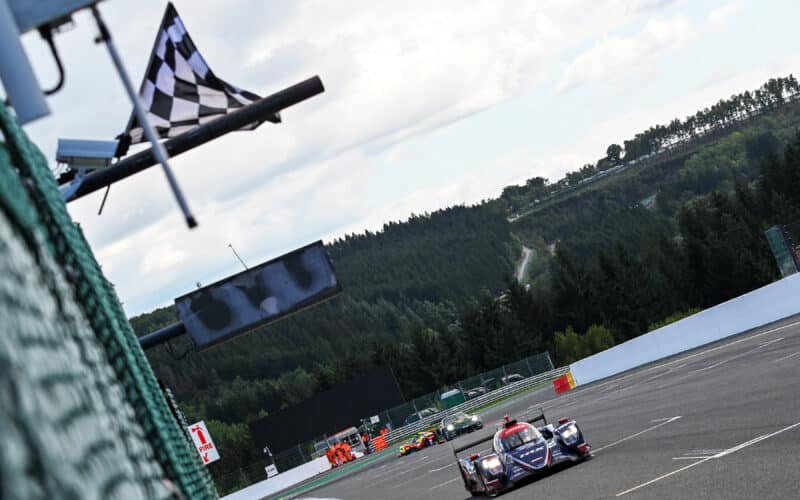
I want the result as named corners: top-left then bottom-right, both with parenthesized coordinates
top-left (228, 243), bottom-right (248, 271)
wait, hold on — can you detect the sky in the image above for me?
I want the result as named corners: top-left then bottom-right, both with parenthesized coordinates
top-left (13, 0), bottom-right (800, 316)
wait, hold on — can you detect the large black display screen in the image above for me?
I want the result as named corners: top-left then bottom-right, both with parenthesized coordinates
top-left (249, 366), bottom-right (404, 452)
top-left (175, 241), bottom-right (341, 349)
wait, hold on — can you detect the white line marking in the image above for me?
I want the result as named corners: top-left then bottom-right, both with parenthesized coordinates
top-left (671, 450), bottom-right (722, 460)
top-left (758, 337), bottom-right (784, 347)
top-left (690, 337), bottom-right (785, 373)
top-left (429, 463), bottom-right (453, 473)
top-left (390, 474), bottom-right (429, 489)
top-left (643, 364), bottom-right (687, 382)
top-left (594, 416), bottom-right (682, 453)
top-left (771, 351), bottom-right (800, 363)
top-left (616, 421), bottom-right (800, 496)
top-left (544, 319), bottom-right (800, 403)
top-left (609, 320), bottom-right (800, 382)
top-left (429, 477), bottom-right (460, 490)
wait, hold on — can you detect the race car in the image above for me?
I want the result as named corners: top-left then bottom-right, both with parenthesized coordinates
top-left (454, 411), bottom-right (591, 496)
top-left (398, 430), bottom-right (438, 456)
top-left (440, 411), bottom-right (483, 441)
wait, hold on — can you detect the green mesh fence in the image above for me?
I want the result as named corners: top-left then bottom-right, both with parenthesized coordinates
top-left (0, 104), bottom-right (215, 499)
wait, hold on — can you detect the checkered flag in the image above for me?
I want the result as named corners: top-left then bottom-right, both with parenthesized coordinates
top-left (122, 2), bottom-right (279, 147)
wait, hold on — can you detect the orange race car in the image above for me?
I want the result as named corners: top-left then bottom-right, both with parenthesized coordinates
top-left (398, 430), bottom-right (439, 456)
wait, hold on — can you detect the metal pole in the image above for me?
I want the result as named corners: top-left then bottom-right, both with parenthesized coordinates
top-left (139, 322), bottom-right (187, 350)
top-left (90, 5), bottom-right (197, 228)
top-left (524, 356), bottom-right (533, 376)
top-left (228, 243), bottom-right (248, 270)
top-left (0, 0), bottom-right (50, 124)
top-left (384, 410), bottom-right (392, 430)
top-left (64, 76), bottom-right (325, 202)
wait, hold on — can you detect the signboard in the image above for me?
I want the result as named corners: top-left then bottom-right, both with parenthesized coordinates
top-left (188, 420), bottom-right (220, 465)
top-left (369, 415), bottom-right (380, 424)
top-left (265, 464), bottom-right (279, 478)
top-left (175, 241), bottom-right (342, 350)
top-left (765, 225), bottom-right (799, 277)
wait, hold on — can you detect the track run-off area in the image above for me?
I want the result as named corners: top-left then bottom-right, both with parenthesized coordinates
top-left (278, 315), bottom-right (800, 499)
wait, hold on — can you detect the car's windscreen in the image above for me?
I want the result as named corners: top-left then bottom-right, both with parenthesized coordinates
top-left (443, 412), bottom-right (469, 425)
top-left (500, 426), bottom-right (541, 450)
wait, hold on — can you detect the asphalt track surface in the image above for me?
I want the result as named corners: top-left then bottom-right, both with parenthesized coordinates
top-left (290, 315), bottom-right (800, 499)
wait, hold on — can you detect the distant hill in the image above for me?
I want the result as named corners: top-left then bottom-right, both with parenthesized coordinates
top-left (133, 203), bottom-right (516, 415)
top-left (131, 74), bottom-right (800, 480)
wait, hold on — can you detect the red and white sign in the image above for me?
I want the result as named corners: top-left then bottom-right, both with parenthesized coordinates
top-left (188, 420), bottom-right (220, 465)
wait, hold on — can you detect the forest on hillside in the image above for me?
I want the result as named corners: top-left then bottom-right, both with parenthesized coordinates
top-left (501, 75), bottom-right (800, 214)
top-left (130, 75), bottom-right (800, 483)
top-left (133, 203), bottom-right (517, 419)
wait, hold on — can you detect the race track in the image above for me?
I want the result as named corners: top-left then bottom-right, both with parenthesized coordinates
top-left (292, 315), bottom-right (800, 499)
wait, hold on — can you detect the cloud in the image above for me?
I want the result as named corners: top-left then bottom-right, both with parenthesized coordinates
top-left (18, 0), bottom-right (711, 315)
top-left (709, 1), bottom-right (742, 26)
top-left (558, 15), bottom-right (692, 93)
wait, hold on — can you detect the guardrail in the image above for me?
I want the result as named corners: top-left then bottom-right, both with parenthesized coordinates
top-left (374, 366), bottom-right (568, 449)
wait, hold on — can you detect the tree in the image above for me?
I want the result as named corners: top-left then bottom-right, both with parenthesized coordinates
top-left (554, 326), bottom-right (585, 365)
top-left (584, 324), bottom-right (615, 355)
top-left (606, 144), bottom-right (623, 164)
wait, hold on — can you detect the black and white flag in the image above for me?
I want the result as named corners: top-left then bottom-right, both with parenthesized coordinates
top-left (122, 2), bottom-right (279, 146)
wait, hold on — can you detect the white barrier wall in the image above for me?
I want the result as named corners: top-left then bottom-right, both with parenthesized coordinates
top-left (221, 456), bottom-right (331, 500)
top-left (569, 273), bottom-right (800, 386)
top-left (221, 452), bottom-right (364, 500)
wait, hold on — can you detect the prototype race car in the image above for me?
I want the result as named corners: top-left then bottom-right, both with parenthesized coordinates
top-left (440, 411), bottom-right (483, 440)
top-left (454, 411), bottom-right (591, 496)
top-left (398, 430), bottom-right (438, 456)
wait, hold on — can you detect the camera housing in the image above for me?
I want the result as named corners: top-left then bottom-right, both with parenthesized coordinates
top-left (56, 138), bottom-right (119, 171)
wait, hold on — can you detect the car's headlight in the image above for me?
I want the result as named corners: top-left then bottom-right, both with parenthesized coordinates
top-left (561, 425), bottom-right (579, 444)
top-left (471, 415), bottom-right (478, 422)
top-left (446, 424), bottom-right (455, 431)
top-left (480, 456), bottom-right (503, 475)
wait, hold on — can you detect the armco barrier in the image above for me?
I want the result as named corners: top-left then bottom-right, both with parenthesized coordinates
top-left (376, 366), bottom-right (568, 448)
top-left (570, 273), bottom-right (800, 386)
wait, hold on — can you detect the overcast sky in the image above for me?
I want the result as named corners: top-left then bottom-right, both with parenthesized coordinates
top-left (17, 0), bottom-right (800, 316)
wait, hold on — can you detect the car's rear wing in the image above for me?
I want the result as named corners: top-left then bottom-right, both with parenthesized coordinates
top-left (526, 408), bottom-right (547, 426)
top-left (452, 434), bottom-right (494, 455)
top-left (453, 408), bottom-right (547, 455)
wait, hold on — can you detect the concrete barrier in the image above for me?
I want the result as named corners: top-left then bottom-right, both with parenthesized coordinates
top-left (569, 273), bottom-right (800, 386)
top-left (221, 452), bottom-right (360, 500)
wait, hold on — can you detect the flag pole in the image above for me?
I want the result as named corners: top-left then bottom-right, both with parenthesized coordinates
top-left (63, 76), bottom-right (325, 203)
top-left (90, 5), bottom-right (197, 228)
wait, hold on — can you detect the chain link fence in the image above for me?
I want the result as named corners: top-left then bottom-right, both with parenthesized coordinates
top-left (218, 352), bottom-right (554, 494)
top-left (372, 352), bottom-right (553, 432)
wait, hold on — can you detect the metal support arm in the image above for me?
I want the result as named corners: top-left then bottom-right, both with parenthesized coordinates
top-left (65, 76), bottom-right (325, 203)
top-left (139, 322), bottom-right (187, 350)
